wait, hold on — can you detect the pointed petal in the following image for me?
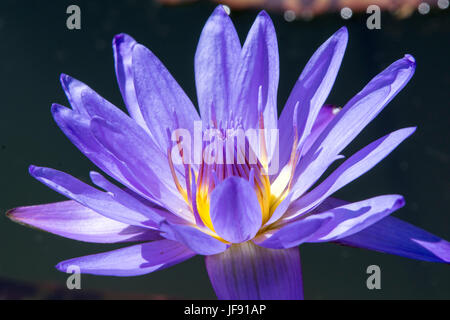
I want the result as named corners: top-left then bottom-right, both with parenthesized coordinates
top-left (264, 192), bottom-right (293, 226)
top-left (89, 116), bottom-right (192, 220)
top-left (113, 33), bottom-right (149, 131)
top-left (206, 242), bottom-right (303, 300)
top-left (132, 43), bottom-right (200, 153)
top-left (56, 78), bottom-right (183, 202)
top-left (285, 127), bottom-right (416, 220)
top-left (90, 171), bottom-right (186, 225)
top-left (195, 5), bottom-right (241, 124)
top-left (7, 200), bottom-right (161, 243)
top-left (232, 11), bottom-right (279, 131)
top-left (160, 221), bottom-right (229, 255)
top-left (335, 216), bottom-right (450, 263)
top-left (306, 195), bottom-right (405, 242)
top-left (210, 177), bottom-right (262, 243)
top-left (29, 166), bottom-right (162, 228)
top-left (56, 240), bottom-right (195, 276)
top-left (61, 74), bottom-right (137, 124)
top-left (301, 104), bottom-right (341, 155)
top-left (292, 55), bottom-right (416, 199)
top-left (51, 104), bottom-right (131, 186)
top-left (255, 213), bottom-right (331, 249)
top-left (278, 28), bottom-right (348, 169)
top-left (60, 74), bottom-right (90, 116)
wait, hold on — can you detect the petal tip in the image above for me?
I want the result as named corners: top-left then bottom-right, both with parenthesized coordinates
top-left (337, 26), bottom-right (349, 37)
top-left (5, 207), bottom-right (16, 220)
top-left (28, 165), bottom-right (37, 175)
top-left (89, 171), bottom-right (101, 180)
top-left (113, 33), bottom-right (135, 47)
top-left (396, 196), bottom-right (406, 209)
top-left (5, 207), bottom-right (29, 225)
top-left (28, 165), bottom-right (44, 178)
top-left (213, 4), bottom-right (229, 16)
top-left (255, 10), bottom-right (272, 25)
top-left (404, 54), bottom-right (416, 65)
top-left (59, 73), bottom-right (72, 86)
top-left (390, 194), bottom-right (406, 210)
top-left (406, 126), bottom-right (418, 135)
top-left (333, 26), bottom-right (349, 45)
top-left (112, 33), bottom-right (125, 44)
top-left (51, 103), bottom-right (64, 115)
top-left (55, 261), bottom-right (68, 273)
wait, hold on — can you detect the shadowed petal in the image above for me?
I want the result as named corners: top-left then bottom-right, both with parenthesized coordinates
top-left (90, 171), bottom-right (187, 225)
top-left (113, 33), bottom-right (149, 132)
top-left (29, 166), bottom-right (162, 228)
top-left (263, 196), bottom-right (344, 236)
top-left (60, 74), bottom-right (90, 117)
top-left (55, 79), bottom-right (185, 203)
top-left (285, 127), bottom-right (416, 221)
top-left (56, 240), bottom-right (195, 276)
top-left (255, 213), bottom-right (331, 249)
top-left (301, 104), bottom-right (341, 155)
top-left (210, 177), bottom-right (262, 243)
top-left (232, 11), bottom-right (279, 132)
top-left (90, 116), bottom-right (192, 220)
top-left (206, 242), bottom-right (303, 300)
top-left (291, 55), bottom-right (416, 200)
top-left (195, 5), bottom-right (241, 124)
top-left (7, 200), bottom-right (161, 243)
top-left (60, 74), bottom-right (139, 124)
top-left (160, 221), bottom-right (229, 255)
top-left (132, 43), bottom-right (200, 153)
top-left (278, 27), bottom-right (348, 169)
top-left (307, 195), bottom-right (405, 242)
top-left (51, 104), bottom-right (133, 187)
top-left (264, 192), bottom-right (293, 226)
top-left (336, 216), bottom-right (450, 263)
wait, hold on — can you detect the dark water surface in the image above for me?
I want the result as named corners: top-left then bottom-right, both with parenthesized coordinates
top-left (0, 0), bottom-right (448, 299)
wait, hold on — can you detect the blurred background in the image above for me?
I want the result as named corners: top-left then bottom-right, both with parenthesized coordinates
top-left (0, 0), bottom-right (449, 299)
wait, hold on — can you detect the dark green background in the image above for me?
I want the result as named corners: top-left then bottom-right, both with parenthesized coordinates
top-left (0, 0), bottom-right (449, 299)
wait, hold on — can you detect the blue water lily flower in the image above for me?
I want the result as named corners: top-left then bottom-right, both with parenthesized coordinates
top-left (8, 6), bottom-right (449, 300)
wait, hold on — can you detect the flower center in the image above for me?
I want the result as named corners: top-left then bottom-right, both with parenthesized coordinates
top-left (167, 110), bottom-right (300, 238)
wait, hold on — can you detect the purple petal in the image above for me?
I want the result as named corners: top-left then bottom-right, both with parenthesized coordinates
top-left (60, 75), bottom-right (186, 179)
top-left (60, 74), bottom-right (90, 117)
top-left (7, 200), bottom-right (160, 243)
top-left (292, 55), bottom-right (416, 199)
top-left (205, 242), bottom-right (303, 299)
top-left (113, 33), bottom-right (149, 132)
top-left (310, 196), bottom-right (349, 212)
top-left (232, 11), bottom-right (279, 132)
top-left (301, 104), bottom-right (341, 155)
top-left (89, 116), bottom-right (192, 220)
top-left (255, 213), bottom-right (332, 249)
top-left (336, 216), bottom-right (450, 263)
top-left (51, 104), bottom-right (131, 186)
top-left (132, 43), bottom-right (200, 153)
top-left (306, 195), bottom-right (405, 242)
top-left (61, 74), bottom-right (135, 124)
top-left (159, 221), bottom-right (229, 255)
top-left (54, 82), bottom-right (179, 202)
top-left (210, 177), bottom-right (262, 243)
top-left (278, 27), bottom-right (348, 169)
top-left (56, 240), bottom-right (195, 276)
top-left (90, 171), bottom-right (186, 225)
top-left (29, 166), bottom-right (162, 228)
top-left (77, 84), bottom-right (187, 196)
top-left (285, 127), bottom-right (416, 220)
top-left (195, 5), bottom-right (241, 124)
top-left (264, 192), bottom-right (293, 226)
